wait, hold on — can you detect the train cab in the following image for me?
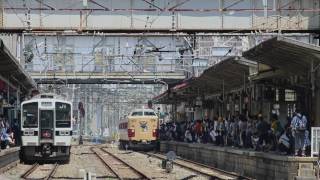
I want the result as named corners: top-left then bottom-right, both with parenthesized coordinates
top-left (20, 93), bottom-right (72, 162)
top-left (119, 108), bottom-right (158, 150)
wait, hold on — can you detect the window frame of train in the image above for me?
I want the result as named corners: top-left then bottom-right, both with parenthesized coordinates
top-left (22, 102), bottom-right (39, 128)
top-left (55, 102), bottom-right (71, 128)
top-left (311, 127), bottom-right (320, 157)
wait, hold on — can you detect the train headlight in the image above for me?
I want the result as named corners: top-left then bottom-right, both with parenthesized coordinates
top-left (23, 130), bottom-right (36, 136)
top-left (57, 131), bottom-right (71, 136)
top-left (128, 129), bottom-right (135, 137)
top-left (152, 129), bottom-right (158, 138)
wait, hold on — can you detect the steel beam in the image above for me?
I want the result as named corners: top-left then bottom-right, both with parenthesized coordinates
top-left (31, 71), bottom-right (185, 84)
top-left (34, 0), bottom-right (55, 10)
top-left (89, 0), bottom-right (110, 10)
top-left (141, 0), bottom-right (163, 11)
top-left (222, 0), bottom-right (244, 11)
top-left (4, 7), bottom-right (318, 12)
top-left (168, 0), bottom-right (192, 11)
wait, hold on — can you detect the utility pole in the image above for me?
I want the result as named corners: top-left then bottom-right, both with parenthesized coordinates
top-left (85, 89), bottom-right (88, 136)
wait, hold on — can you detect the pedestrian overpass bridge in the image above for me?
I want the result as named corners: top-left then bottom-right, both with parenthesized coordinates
top-left (30, 71), bottom-right (186, 84)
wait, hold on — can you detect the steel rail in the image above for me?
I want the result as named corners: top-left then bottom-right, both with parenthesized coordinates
top-left (20, 163), bottom-right (40, 179)
top-left (21, 163), bottom-right (59, 180)
top-left (100, 148), bottom-right (153, 180)
top-left (91, 147), bottom-right (152, 180)
top-left (90, 147), bottom-right (119, 179)
top-left (44, 163), bottom-right (59, 180)
top-left (145, 152), bottom-right (253, 180)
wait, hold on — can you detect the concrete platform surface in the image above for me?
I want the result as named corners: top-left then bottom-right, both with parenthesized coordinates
top-left (160, 141), bottom-right (317, 180)
top-left (0, 147), bottom-right (20, 171)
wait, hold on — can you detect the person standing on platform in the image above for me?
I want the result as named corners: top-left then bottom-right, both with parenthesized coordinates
top-left (246, 115), bottom-right (254, 148)
top-left (230, 116), bottom-right (239, 147)
top-left (239, 115), bottom-right (247, 148)
top-left (184, 128), bottom-right (193, 143)
top-left (216, 117), bottom-right (225, 146)
top-left (12, 119), bottom-right (20, 146)
top-left (303, 130), bottom-right (311, 156)
top-left (256, 114), bottom-right (269, 151)
top-left (278, 129), bottom-right (291, 155)
top-left (194, 120), bottom-right (203, 143)
top-left (224, 117), bottom-right (230, 146)
top-left (290, 109), bottom-right (307, 156)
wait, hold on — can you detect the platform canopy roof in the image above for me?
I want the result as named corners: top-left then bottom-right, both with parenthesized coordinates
top-left (0, 39), bottom-right (36, 92)
top-left (243, 36), bottom-right (320, 76)
top-left (153, 57), bottom-right (252, 104)
top-left (153, 36), bottom-right (320, 104)
top-left (194, 57), bottom-right (251, 93)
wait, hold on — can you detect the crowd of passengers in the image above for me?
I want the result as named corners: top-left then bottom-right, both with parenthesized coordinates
top-left (0, 115), bottom-right (19, 150)
top-left (160, 109), bottom-right (310, 156)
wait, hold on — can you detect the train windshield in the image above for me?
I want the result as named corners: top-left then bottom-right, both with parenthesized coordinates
top-left (40, 110), bottom-right (54, 129)
top-left (130, 111), bottom-right (156, 116)
top-left (144, 111), bottom-right (156, 116)
top-left (22, 102), bottom-right (38, 128)
top-left (131, 111), bottom-right (143, 116)
top-left (56, 102), bottom-right (71, 128)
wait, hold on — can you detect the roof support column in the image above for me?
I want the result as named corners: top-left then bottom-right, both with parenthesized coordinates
top-left (7, 80), bottom-right (9, 104)
top-left (219, 0), bottom-right (224, 29)
top-left (311, 60), bottom-right (320, 126)
top-left (15, 85), bottom-right (20, 119)
top-left (311, 60), bottom-right (320, 97)
top-left (222, 79), bottom-right (225, 117)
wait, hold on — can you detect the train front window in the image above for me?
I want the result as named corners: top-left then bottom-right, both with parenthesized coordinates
top-left (144, 111), bottom-right (156, 116)
top-left (131, 111), bottom-right (143, 116)
top-left (40, 110), bottom-right (53, 129)
top-left (56, 102), bottom-right (71, 128)
top-left (22, 102), bottom-right (38, 128)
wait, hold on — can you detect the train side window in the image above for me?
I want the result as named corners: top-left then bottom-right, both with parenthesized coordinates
top-left (56, 102), bottom-right (71, 128)
top-left (22, 102), bottom-right (38, 128)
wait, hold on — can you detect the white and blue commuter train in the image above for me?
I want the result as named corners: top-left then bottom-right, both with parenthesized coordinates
top-left (20, 93), bottom-right (72, 162)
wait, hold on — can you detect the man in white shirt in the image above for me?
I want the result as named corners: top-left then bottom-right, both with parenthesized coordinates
top-left (290, 109), bottom-right (307, 156)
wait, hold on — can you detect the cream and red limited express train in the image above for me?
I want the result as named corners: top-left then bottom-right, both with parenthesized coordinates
top-left (119, 108), bottom-right (158, 149)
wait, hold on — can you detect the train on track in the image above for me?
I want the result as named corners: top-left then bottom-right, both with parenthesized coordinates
top-left (20, 93), bottom-right (72, 162)
top-left (119, 108), bottom-right (159, 150)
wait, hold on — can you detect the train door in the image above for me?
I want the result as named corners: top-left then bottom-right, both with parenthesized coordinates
top-left (40, 110), bottom-right (54, 141)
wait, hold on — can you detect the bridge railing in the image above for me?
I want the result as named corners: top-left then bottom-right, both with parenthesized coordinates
top-left (26, 62), bottom-right (208, 77)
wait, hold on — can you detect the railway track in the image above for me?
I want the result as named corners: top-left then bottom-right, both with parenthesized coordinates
top-left (90, 147), bottom-right (152, 180)
top-left (20, 163), bottom-right (59, 180)
top-left (143, 152), bottom-right (253, 180)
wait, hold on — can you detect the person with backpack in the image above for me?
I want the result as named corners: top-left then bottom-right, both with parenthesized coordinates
top-left (278, 128), bottom-right (291, 155)
top-left (290, 109), bottom-right (307, 156)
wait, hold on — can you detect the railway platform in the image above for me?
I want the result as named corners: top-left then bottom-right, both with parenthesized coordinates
top-left (0, 147), bottom-right (20, 173)
top-left (160, 141), bottom-right (317, 180)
